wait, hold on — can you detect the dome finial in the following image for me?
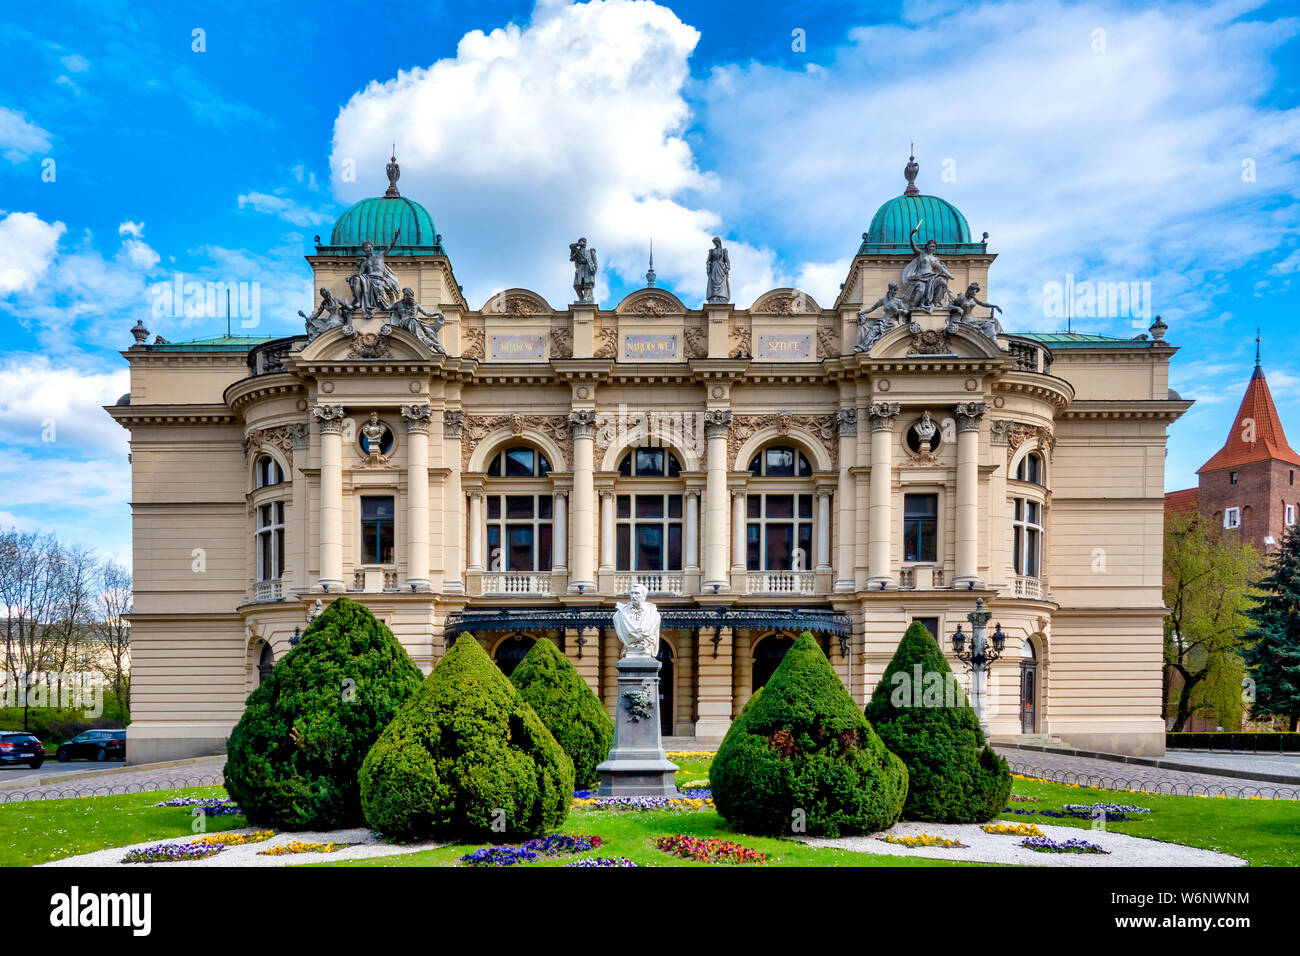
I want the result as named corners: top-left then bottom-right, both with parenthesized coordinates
top-left (904, 144), bottom-right (920, 197)
top-left (385, 146), bottom-right (401, 198)
top-left (646, 239), bottom-right (656, 287)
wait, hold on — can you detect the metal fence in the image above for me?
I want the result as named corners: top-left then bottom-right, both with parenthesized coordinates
top-left (0, 773), bottom-right (224, 803)
top-left (1008, 761), bottom-right (1300, 800)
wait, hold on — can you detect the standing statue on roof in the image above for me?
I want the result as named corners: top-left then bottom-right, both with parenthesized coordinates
top-left (570, 237), bottom-right (598, 303)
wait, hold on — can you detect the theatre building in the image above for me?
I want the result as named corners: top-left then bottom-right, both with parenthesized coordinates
top-left (107, 158), bottom-right (1189, 762)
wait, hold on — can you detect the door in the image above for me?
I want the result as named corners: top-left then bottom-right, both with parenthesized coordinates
top-left (1020, 661), bottom-right (1037, 733)
top-left (656, 643), bottom-right (674, 736)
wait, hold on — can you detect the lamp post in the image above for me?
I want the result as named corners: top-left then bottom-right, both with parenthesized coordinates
top-left (949, 597), bottom-right (1006, 729)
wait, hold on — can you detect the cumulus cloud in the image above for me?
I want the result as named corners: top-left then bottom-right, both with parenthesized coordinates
top-left (0, 355), bottom-right (129, 457)
top-left (0, 211), bottom-right (65, 294)
top-left (0, 105), bottom-right (51, 163)
top-left (237, 191), bottom-right (333, 228)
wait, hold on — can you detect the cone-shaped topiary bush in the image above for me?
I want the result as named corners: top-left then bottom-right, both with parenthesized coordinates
top-left (509, 637), bottom-right (613, 790)
top-left (711, 632), bottom-right (908, 837)
top-left (360, 633), bottom-right (574, 841)
top-left (223, 597), bottom-right (424, 830)
top-left (864, 620), bottom-right (1012, 822)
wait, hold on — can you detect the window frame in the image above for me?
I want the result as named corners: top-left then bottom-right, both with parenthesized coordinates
top-left (359, 494), bottom-right (397, 566)
top-left (255, 499), bottom-right (286, 582)
top-left (484, 492), bottom-right (553, 572)
top-left (616, 491), bottom-right (683, 572)
top-left (901, 492), bottom-right (940, 565)
top-left (1012, 496), bottom-right (1044, 578)
top-left (745, 491), bottom-right (815, 571)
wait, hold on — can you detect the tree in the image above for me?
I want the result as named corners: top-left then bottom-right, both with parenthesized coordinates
top-left (1244, 524), bottom-right (1300, 731)
top-left (1163, 509), bottom-right (1261, 731)
top-left (91, 561), bottom-right (132, 721)
top-left (865, 620), bottom-right (1011, 822)
top-left (0, 531), bottom-right (69, 731)
top-left (223, 597), bottom-right (424, 830)
top-left (361, 634), bottom-right (574, 841)
top-left (509, 638), bottom-right (613, 790)
top-left (710, 633), bottom-right (908, 837)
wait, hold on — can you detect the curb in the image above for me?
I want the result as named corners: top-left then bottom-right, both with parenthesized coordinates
top-left (995, 742), bottom-right (1300, 787)
top-left (0, 753), bottom-right (224, 791)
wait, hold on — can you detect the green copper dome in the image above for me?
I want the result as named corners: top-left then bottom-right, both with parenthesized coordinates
top-left (858, 155), bottom-right (986, 255)
top-left (319, 156), bottom-right (445, 256)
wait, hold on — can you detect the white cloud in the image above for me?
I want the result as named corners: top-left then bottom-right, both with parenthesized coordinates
top-left (60, 53), bottom-right (90, 73)
top-left (0, 211), bottom-right (65, 294)
top-left (0, 355), bottom-right (130, 457)
top-left (0, 106), bottom-right (51, 163)
top-left (237, 191), bottom-right (332, 228)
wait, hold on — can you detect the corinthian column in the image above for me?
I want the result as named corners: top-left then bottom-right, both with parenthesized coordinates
top-left (569, 409), bottom-right (597, 593)
top-left (953, 401), bottom-right (987, 587)
top-left (867, 401), bottom-right (900, 589)
top-left (312, 404), bottom-right (346, 591)
top-left (400, 404), bottom-right (433, 591)
top-left (703, 410), bottom-right (732, 591)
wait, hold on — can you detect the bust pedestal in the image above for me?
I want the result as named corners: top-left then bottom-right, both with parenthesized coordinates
top-left (596, 656), bottom-right (680, 797)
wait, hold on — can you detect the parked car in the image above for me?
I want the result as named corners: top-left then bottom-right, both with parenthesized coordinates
top-left (55, 730), bottom-right (126, 763)
top-left (0, 732), bottom-right (45, 769)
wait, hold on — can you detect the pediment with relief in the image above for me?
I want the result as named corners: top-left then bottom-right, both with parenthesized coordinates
top-left (615, 289), bottom-right (688, 316)
top-left (297, 317), bottom-right (437, 362)
top-left (478, 288), bottom-right (554, 317)
top-left (750, 288), bottom-right (822, 314)
top-left (868, 316), bottom-right (1004, 360)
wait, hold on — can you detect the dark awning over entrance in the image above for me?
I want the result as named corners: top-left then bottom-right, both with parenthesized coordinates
top-left (444, 605), bottom-right (852, 640)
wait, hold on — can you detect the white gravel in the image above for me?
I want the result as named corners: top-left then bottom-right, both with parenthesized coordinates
top-left (798, 820), bottom-right (1246, 867)
top-left (40, 828), bottom-right (445, 868)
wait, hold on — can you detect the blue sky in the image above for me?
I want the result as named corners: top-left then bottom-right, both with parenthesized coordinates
top-left (1, 0), bottom-right (1299, 563)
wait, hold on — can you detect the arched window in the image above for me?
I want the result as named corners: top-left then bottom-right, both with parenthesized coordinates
top-left (487, 446), bottom-right (551, 477)
top-left (494, 634), bottom-right (536, 677)
top-left (256, 501), bottom-right (285, 582)
top-left (1015, 453), bottom-right (1043, 484)
top-left (255, 455), bottom-right (284, 488)
top-left (257, 643), bottom-right (274, 685)
top-left (752, 634), bottom-right (795, 691)
top-left (748, 445), bottom-right (812, 477)
top-left (1012, 498), bottom-right (1043, 578)
top-left (616, 448), bottom-right (684, 572)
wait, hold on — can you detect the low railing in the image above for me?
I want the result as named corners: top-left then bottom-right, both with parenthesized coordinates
top-left (350, 569), bottom-right (402, 591)
top-left (1013, 575), bottom-right (1044, 599)
top-left (745, 571), bottom-right (817, 595)
top-left (482, 572), bottom-right (553, 595)
top-left (613, 572), bottom-right (685, 596)
top-left (253, 579), bottom-right (283, 602)
top-left (898, 566), bottom-right (946, 589)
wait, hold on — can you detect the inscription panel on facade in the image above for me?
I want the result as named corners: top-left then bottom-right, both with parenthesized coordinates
top-left (489, 334), bottom-right (547, 361)
top-left (756, 333), bottom-right (813, 361)
top-left (622, 333), bottom-right (679, 362)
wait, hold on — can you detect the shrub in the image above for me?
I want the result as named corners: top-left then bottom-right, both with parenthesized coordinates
top-left (222, 597), bottom-right (423, 830)
top-left (360, 633), bottom-right (574, 841)
top-left (864, 620), bottom-right (1012, 823)
top-left (710, 632), bottom-right (908, 837)
top-left (509, 637), bottom-right (613, 789)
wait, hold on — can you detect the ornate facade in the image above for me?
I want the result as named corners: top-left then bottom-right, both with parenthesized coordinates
top-left (108, 158), bottom-right (1189, 761)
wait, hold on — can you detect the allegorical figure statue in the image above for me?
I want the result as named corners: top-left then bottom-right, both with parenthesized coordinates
top-left (948, 282), bottom-right (1003, 339)
top-left (348, 230), bottom-right (402, 315)
top-left (612, 583), bottom-right (661, 658)
top-left (855, 282), bottom-right (909, 353)
top-left (301, 287), bottom-right (352, 340)
top-left (706, 236), bottom-right (730, 303)
top-left (902, 220), bottom-right (954, 312)
top-left (570, 237), bottom-right (598, 303)
top-left (391, 287), bottom-right (446, 354)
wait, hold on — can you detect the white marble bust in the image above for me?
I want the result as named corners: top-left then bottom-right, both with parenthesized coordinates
top-left (613, 584), bottom-right (661, 658)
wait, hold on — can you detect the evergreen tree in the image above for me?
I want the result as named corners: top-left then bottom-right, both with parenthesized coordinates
top-left (865, 620), bottom-right (1010, 822)
top-left (510, 637), bottom-right (613, 790)
top-left (1245, 524), bottom-right (1300, 731)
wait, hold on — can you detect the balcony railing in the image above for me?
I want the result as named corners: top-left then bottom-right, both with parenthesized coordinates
top-left (898, 566), bottom-right (946, 589)
top-left (745, 571), bottom-right (817, 595)
top-left (351, 569), bottom-right (401, 591)
top-left (253, 579), bottom-right (283, 602)
top-left (613, 572), bottom-right (685, 596)
top-left (482, 572), bottom-right (553, 596)
top-left (1013, 575), bottom-right (1045, 600)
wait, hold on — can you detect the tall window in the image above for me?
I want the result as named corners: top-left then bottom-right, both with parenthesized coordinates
top-left (903, 494), bottom-right (938, 563)
top-left (748, 445), bottom-right (812, 477)
top-left (617, 494), bottom-right (682, 570)
top-left (1015, 453), bottom-right (1042, 484)
top-left (487, 446), bottom-right (551, 477)
top-left (256, 501), bottom-right (285, 581)
top-left (746, 493), bottom-right (813, 570)
top-left (486, 495), bottom-right (553, 571)
top-left (256, 455), bottom-right (284, 488)
top-left (360, 496), bottom-right (395, 564)
top-left (1013, 498), bottom-right (1043, 577)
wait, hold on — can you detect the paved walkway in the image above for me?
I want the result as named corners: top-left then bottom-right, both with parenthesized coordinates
top-left (1163, 750), bottom-right (1300, 781)
top-left (995, 746), bottom-right (1300, 797)
top-left (0, 758), bottom-right (225, 803)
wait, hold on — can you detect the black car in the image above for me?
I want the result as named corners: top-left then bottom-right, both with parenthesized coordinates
top-left (0, 732), bottom-right (45, 768)
top-left (56, 730), bottom-right (126, 763)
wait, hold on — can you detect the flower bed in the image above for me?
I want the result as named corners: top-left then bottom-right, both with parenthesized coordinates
top-left (460, 834), bottom-right (604, 867)
top-left (122, 841), bottom-right (226, 864)
top-left (1007, 795), bottom-right (1039, 803)
top-left (564, 857), bottom-right (638, 867)
top-left (1061, 803), bottom-right (1152, 822)
top-left (258, 840), bottom-right (353, 856)
top-left (1020, 835), bottom-right (1109, 854)
top-left (572, 795), bottom-right (711, 812)
top-left (154, 796), bottom-right (244, 817)
top-left (654, 834), bottom-right (765, 865)
top-left (982, 822), bottom-right (1044, 837)
top-left (193, 830), bottom-right (275, 847)
top-left (881, 833), bottom-right (967, 848)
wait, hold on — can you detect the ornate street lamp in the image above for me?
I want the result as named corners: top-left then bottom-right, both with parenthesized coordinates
top-left (949, 597), bottom-right (1005, 728)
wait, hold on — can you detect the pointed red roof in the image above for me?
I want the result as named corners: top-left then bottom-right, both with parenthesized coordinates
top-left (1197, 365), bottom-right (1300, 472)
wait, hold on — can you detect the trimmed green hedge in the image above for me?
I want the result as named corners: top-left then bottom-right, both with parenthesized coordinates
top-left (223, 597), bottom-right (424, 830)
top-left (865, 620), bottom-right (1011, 823)
top-left (509, 637), bottom-right (613, 790)
top-left (711, 632), bottom-right (908, 837)
top-left (1167, 732), bottom-right (1300, 752)
top-left (360, 633), bottom-right (574, 841)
